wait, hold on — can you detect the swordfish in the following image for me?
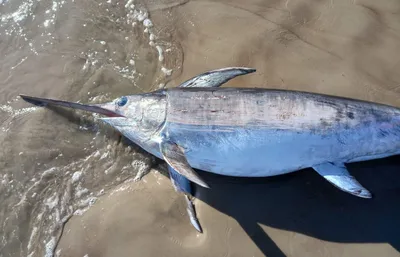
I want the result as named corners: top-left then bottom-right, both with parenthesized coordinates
top-left (20, 67), bottom-right (400, 232)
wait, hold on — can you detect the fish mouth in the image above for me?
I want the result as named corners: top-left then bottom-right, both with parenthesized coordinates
top-left (19, 94), bottom-right (124, 117)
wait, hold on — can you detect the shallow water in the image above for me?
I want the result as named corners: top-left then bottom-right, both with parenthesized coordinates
top-left (0, 0), bottom-right (179, 256)
top-left (2, 0), bottom-right (400, 256)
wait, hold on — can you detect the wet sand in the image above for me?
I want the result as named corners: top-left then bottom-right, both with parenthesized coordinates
top-left (57, 0), bottom-right (400, 256)
top-left (58, 159), bottom-right (400, 257)
top-left (1, 0), bottom-right (400, 256)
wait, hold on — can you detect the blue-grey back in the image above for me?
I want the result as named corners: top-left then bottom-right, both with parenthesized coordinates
top-left (165, 88), bottom-right (400, 132)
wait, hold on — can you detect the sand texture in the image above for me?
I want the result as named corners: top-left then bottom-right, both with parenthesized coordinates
top-left (57, 0), bottom-right (400, 256)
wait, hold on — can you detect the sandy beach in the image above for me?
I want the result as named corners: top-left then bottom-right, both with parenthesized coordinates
top-left (58, 1), bottom-right (400, 256)
top-left (1, 0), bottom-right (400, 256)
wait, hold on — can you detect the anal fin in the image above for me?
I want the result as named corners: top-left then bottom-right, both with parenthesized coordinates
top-left (168, 165), bottom-right (192, 195)
top-left (167, 165), bottom-right (203, 233)
top-left (184, 195), bottom-right (202, 233)
top-left (312, 162), bottom-right (372, 198)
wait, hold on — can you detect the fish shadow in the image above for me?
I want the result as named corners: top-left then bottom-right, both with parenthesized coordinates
top-left (192, 155), bottom-right (400, 256)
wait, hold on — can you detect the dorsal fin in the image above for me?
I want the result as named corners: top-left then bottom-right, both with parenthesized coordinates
top-left (178, 67), bottom-right (256, 88)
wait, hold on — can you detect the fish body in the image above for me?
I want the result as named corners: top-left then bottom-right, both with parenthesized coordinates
top-left (159, 88), bottom-right (400, 177)
top-left (20, 67), bottom-right (400, 232)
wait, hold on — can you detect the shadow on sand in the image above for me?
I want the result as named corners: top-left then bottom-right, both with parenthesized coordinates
top-left (191, 156), bottom-right (400, 256)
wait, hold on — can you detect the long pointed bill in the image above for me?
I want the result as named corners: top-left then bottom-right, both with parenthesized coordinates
top-left (19, 94), bottom-right (124, 117)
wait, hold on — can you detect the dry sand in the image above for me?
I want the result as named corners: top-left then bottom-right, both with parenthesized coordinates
top-left (57, 0), bottom-right (400, 256)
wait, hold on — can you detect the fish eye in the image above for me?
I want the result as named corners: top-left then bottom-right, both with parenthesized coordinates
top-left (116, 96), bottom-right (128, 107)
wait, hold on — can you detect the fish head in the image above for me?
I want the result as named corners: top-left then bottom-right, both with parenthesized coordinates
top-left (95, 94), bottom-right (142, 119)
top-left (99, 93), bottom-right (166, 130)
top-left (20, 93), bottom-right (167, 153)
top-left (99, 93), bottom-right (167, 154)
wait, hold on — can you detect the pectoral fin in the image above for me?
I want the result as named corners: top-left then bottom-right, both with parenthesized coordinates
top-left (160, 140), bottom-right (210, 188)
top-left (312, 162), bottom-right (372, 198)
top-left (178, 67), bottom-right (256, 88)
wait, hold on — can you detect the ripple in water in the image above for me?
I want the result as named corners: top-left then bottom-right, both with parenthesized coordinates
top-left (0, 0), bottom-right (179, 256)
